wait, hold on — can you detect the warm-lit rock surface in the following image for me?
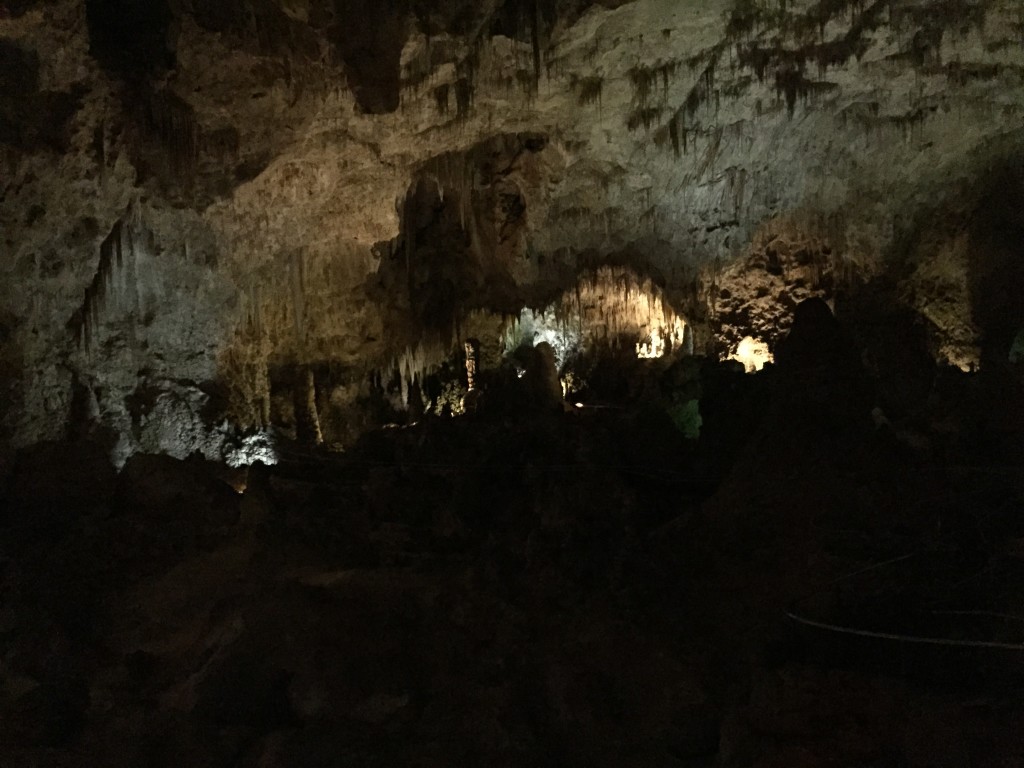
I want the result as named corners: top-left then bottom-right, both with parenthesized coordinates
top-left (3, 0), bottom-right (1024, 454)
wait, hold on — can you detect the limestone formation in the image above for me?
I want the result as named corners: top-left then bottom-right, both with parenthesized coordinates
top-left (2, 0), bottom-right (1024, 457)
top-left (3, 6), bottom-right (1024, 763)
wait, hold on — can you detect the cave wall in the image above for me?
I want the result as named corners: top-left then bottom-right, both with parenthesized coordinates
top-left (2, 0), bottom-right (1024, 459)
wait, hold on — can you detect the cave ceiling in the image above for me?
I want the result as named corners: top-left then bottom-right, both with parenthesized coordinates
top-left (1, 0), bottom-right (1024, 454)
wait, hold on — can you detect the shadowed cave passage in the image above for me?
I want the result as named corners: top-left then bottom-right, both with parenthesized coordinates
top-left (5, 294), bottom-right (1024, 767)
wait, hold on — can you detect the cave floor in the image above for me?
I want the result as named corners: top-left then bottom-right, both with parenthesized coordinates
top-left (3, 361), bottom-right (1024, 767)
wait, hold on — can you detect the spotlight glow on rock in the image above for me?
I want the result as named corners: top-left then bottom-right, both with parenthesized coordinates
top-left (730, 336), bottom-right (773, 372)
top-left (505, 267), bottom-right (688, 363)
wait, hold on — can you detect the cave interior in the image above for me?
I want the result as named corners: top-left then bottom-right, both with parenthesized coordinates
top-left (2, 0), bottom-right (1024, 765)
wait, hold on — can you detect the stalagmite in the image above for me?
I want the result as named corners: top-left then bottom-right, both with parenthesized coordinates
top-left (293, 367), bottom-right (322, 445)
top-left (464, 340), bottom-right (478, 390)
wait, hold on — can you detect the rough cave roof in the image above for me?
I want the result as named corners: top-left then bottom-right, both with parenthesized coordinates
top-left (1, 0), bottom-right (1023, 452)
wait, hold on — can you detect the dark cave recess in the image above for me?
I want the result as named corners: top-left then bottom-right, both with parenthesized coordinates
top-left (2, 296), bottom-right (1024, 766)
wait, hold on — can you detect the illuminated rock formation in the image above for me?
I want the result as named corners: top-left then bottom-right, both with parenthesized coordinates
top-left (2, 0), bottom-right (1023, 455)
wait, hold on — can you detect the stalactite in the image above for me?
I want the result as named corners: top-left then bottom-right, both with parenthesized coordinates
top-left (72, 211), bottom-right (141, 351)
top-left (242, 278), bottom-right (265, 337)
top-left (502, 266), bottom-right (689, 362)
top-left (734, 167), bottom-right (747, 217)
top-left (392, 337), bottom-right (452, 408)
top-left (627, 106), bottom-right (664, 132)
top-left (572, 75), bottom-right (603, 108)
top-left (422, 150), bottom-right (474, 235)
top-left (290, 251), bottom-right (306, 339)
